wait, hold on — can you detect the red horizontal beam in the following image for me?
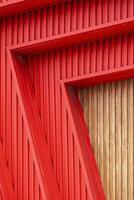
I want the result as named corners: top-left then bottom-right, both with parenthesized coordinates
top-left (61, 65), bottom-right (134, 87)
top-left (0, 0), bottom-right (65, 17)
top-left (8, 17), bottom-right (134, 55)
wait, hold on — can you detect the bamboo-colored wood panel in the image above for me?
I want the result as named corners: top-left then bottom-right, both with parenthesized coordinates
top-left (79, 78), bottom-right (134, 200)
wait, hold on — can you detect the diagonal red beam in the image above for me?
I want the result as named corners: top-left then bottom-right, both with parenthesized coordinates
top-left (0, 0), bottom-right (68, 17)
top-left (59, 65), bottom-right (134, 199)
top-left (7, 17), bottom-right (134, 55)
top-left (6, 17), bottom-right (134, 199)
top-left (60, 82), bottom-right (106, 199)
top-left (7, 50), bottom-right (62, 200)
top-left (0, 142), bottom-right (15, 200)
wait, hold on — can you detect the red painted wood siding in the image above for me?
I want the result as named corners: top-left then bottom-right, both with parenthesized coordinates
top-left (0, 0), bottom-right (134, 199)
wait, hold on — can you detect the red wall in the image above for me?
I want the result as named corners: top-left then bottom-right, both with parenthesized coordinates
top-left (0, 0), bottom-right (134, 199)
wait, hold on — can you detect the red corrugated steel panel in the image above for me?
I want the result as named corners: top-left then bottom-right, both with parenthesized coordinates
top-left (0, 0), bottom-right (66, 17)
top-left (0, 0), bottom-right (134, 199)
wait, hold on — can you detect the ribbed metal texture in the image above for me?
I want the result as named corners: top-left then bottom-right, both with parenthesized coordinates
top-left (0, 0), bottom-right (12, 3)
top-left (0, 0), bottom-right (134, 199)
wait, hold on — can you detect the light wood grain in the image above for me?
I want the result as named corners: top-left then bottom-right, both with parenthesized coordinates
top-left (79, 78), bottom-right (134, 200)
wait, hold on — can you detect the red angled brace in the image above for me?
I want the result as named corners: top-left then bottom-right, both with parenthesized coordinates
top-left (6, 15), bottom-right (134, 199)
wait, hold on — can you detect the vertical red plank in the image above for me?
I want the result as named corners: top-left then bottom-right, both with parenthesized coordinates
top-left (11, 16), bottom-right (18, 198)
top-left (77, 0), bottom-right (83, 29)
top-left (83, 0), bottom-right (89, 28)
top-left (44, 53), bottom-right (50, 147)
top-left (80, 165), bottom-right (86, 200)
top-left (49, 52), bottom-right (56, 171)
top-left (56, 50), bottom-right (63, 191)
top-left (46, 6), bottom-right (53, 37)
top-left (97, 41), bottom-right (103, 72)
top-left (58, 4), bottom-right (65, 193)
top-left (59, 3), bottom-right (65, 34)
top-left (39, 55), bottom-right (44, 137)
top-left (71, 0), bottom-right (77, 31)
top-left (53, 4), bottom-right (59, 35)
top-left (23, 127), bottom-right (28, 200)
top-left (115, 36), bottom-right (121, 68)
top-left (1, 19), bottom-right (6, 154)
top-left (61, 49), bottom-right (67, 195)
top-left (73, 46), bottom-right (78, 77)
top-left (84, 43), bottom-right (90, 74)
top-left (18, 14), bottom-right (23, 44)
top-left (46, 53), bottom-right (51, 154)
top-left (102, 0), bottom-right (108, 24)
top-left (122, 35), bottom-right (128, 67)
top-left (11, 81), bottom-right (17, 196)
top-left (103, 39), bottom-right (109, 71)
top-left (78, 45), bottom-right (84, 76)
top-left (23, 13), bottom-right (29, 43)
top-left (96, 0), bottom-right (102, 25)
top-left (128, 33), bottom-right (133, 66)
top-left (29, 11), bottom-right (35, 41)
top-left (74, 146), bottom-right (80, 200)
top-left (121, 0), bottom-right (127, 19)
top-left (42, 55), bottom-right (46, 142)
top-left (12, 15), bottom-right (18, 45)
top-left (35, 9), bottom-right (41, 40)
top-left (115, 0), bottom-right (121, 20)
top-left (65, 1), bottom-right (71, 33)
top-left (68, 129), bottom-right (75, 200)
top-left (17, 106), bottom-right (23, 200)
top-left (109, 37), bottom-right (115, 69)
top-left (41, 8), bottom-right (47, 38)
top-left (62, 109), bottom-right (69, 199)
top-left (128, 0), bottom-right (133, 17)
top-left (28, 151), bottom-right (34, 200)
top-left (6, 17), bottom-right (12, 174)
top-left (90, 42), bottom-right (96, 73)
top-left (90, 0), bottom-right (96, 26)
top-left (61, 49), bottom-right (68, 198)
top-left (108, 0), bottom-right (114, 22)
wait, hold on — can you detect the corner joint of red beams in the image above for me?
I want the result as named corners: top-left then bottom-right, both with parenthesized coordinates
top-left (4, 16), bottom-right (134, 200)
top-left (6, 48), bottom-right (62, 200)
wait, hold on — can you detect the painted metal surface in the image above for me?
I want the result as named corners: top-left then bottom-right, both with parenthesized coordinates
top-left (0, 0), bottom-right (65, 17)
top-left (0, 0), bottom-right (134, 199)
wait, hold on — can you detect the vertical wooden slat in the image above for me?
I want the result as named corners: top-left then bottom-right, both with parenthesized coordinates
top-left (103, 83), bottom-right (110, 199)
top-left (79, 78), bottom-right (134, 200)
top-left (121, 69), bottom-right (128, 200)
top-left (109, 82), bottom-right (115, 200)
top-left (127, 79), bottom-right (133, 199)
top-left (97, 84), bottom-right (104, 183)
top-left (17, 105), bottom-right (23, 200)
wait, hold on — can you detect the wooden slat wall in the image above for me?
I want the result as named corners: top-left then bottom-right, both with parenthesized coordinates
top-left (0, 0), bottom-right (134, 199)
top-left (79, 79), bottom-right (134, 200)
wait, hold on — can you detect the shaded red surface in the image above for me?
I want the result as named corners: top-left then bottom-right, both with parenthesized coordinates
top-left (0, 0), bottom-right (134, 199)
